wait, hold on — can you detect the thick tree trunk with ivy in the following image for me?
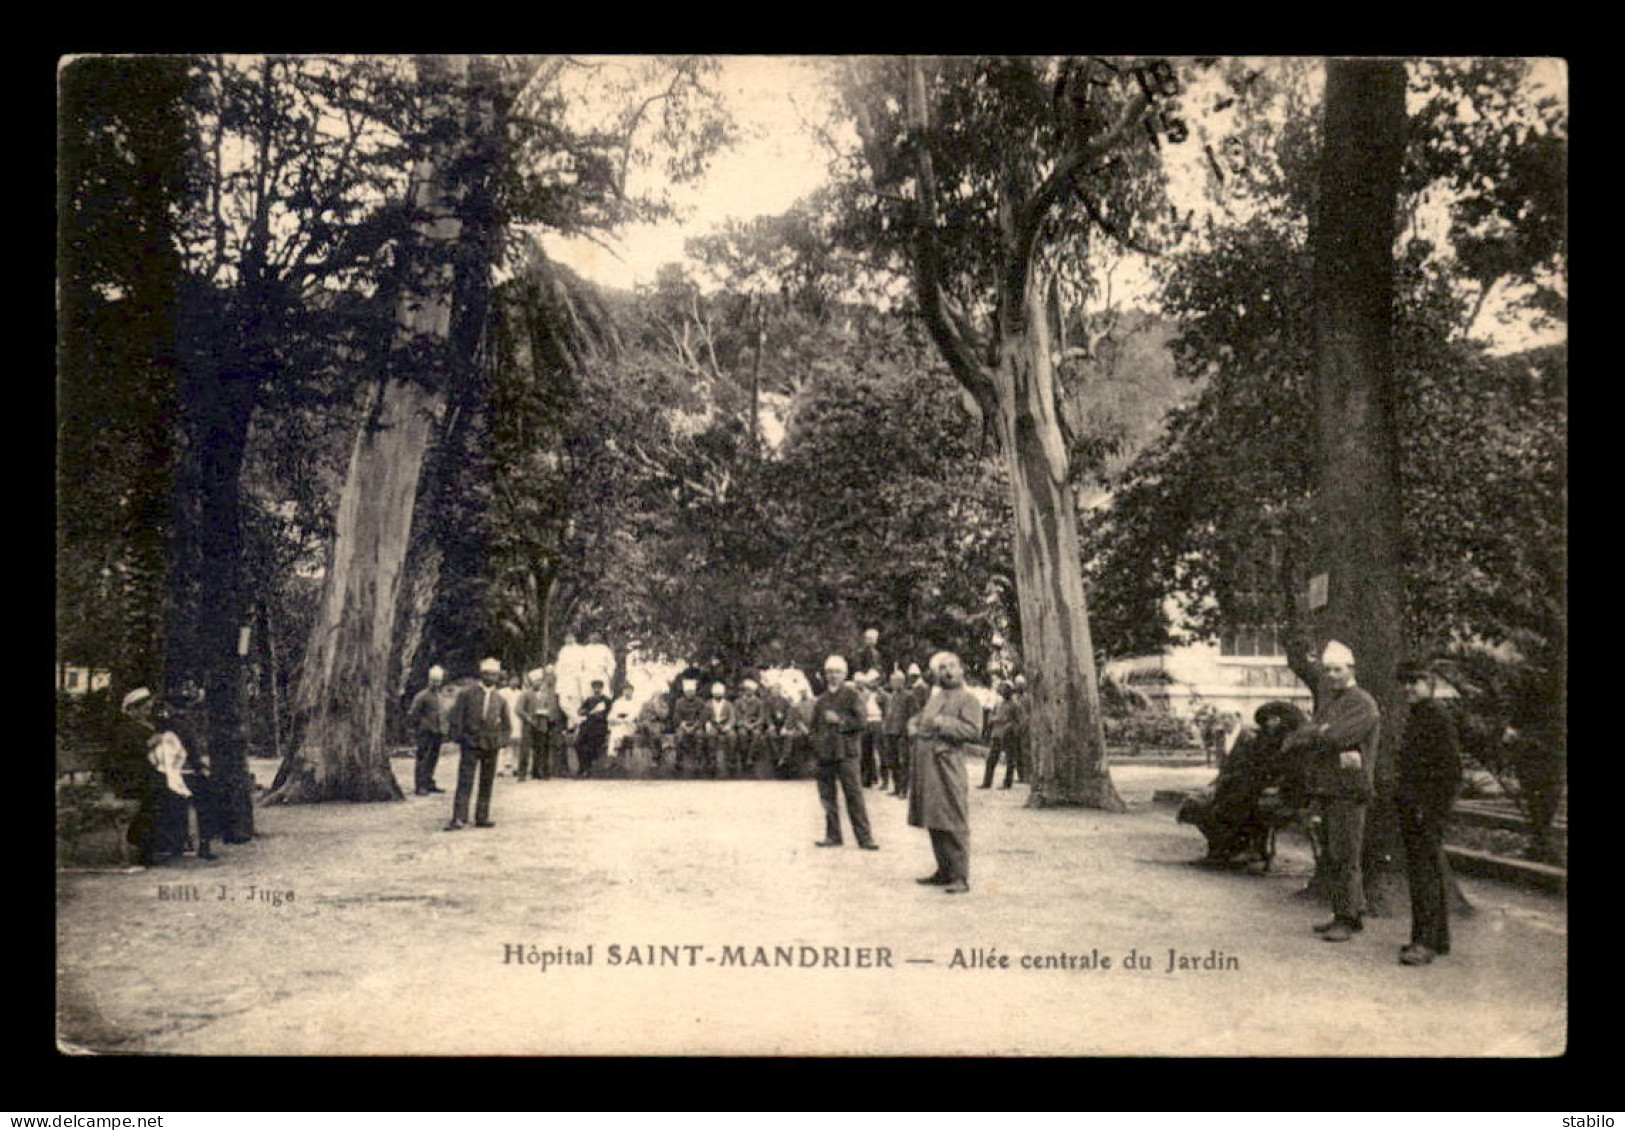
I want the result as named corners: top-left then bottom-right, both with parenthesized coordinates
top-left (1306, 58), bottom-right (1410, 911)
top-left (266, 55), bottom-right (491, 804)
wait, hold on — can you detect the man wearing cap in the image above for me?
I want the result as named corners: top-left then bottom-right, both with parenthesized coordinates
top-left (446, 659), bottom-right (513, 830)
top-left (1394, 661), bottom-right (1462, 966)
top-left (408, 666), bottom-right (451, 796)
top-left (1283, 639), bottom-right (1383, 942)
top-left (809, 655), bottom-right (879, 850)
top-left (908, 652), bottom-right (984, 894)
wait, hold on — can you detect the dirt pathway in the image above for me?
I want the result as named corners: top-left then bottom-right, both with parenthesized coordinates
top-left (56, 761), bottom-right (1566, 1056)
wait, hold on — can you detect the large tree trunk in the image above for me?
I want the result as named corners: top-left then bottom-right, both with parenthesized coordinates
top-left (265, 54), bottom-right (488, 804)
top-left (892, 56), bottom-right (1126, 811)
top-left (998, 283), bottom-right (1124, 811)
top-left (1307, 58), bottom-right (1409, 913)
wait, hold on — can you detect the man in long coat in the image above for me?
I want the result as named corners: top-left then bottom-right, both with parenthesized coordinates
top-left (446, 658), bottom-right (512, 831)
top-left (1394, 660), bottom-right (1462, 966)
top-left (907, 652), bottom-right (984, 894)
top-left (809, 655), bottom-right (878, 850)
top-left (1283, 639), bottom-right (1382, 942)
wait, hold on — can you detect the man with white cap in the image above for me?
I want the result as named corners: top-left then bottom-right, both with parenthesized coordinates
top-left (445, 658), bottom-right (512, 830)
top-left (907, 652), bottom-right (984, 893)
top-left (407, 665), bottom-right (450, 796)
top-left (809, 655), bottom-right (879, 850)
top-left (1283, 638), bottom-right (1383, 942)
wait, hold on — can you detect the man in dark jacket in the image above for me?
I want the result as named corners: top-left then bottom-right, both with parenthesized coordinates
top-left (576, 679), bottom-right (612, 778)
top-left (446, 659), bottom-right (512, 831)
top-left (1283, 639), bottom-right (1382, 943)
top-left (810, 655), bottom-right (878, 850)
top-left (408, 665), bottom-right (450, 795)
top-left (1394, 661), bottom-right (1462, 966)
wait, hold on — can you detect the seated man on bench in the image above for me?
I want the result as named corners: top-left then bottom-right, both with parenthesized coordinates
top-left (1179, 700), bottom-right (1308, 868)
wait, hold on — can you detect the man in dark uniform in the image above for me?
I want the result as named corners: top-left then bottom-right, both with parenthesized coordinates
top-left (446, 658), bottom-right (512, 831)
top-left (408, 665), bottom-right (450, 795)
top-left (1395, 660), bottom-right (1462, 966)
top-left (575, 679), bottom-right (612, 778)
top-left (1283, 639), bottom-right (1382, 943)
top-left (809, 655), bottom-right (879, 850)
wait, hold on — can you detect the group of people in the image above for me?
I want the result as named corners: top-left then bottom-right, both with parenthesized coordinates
top-left (112, 621), bottom-right (1465, 967)
top-left (404, 628), bottom-right (1009, 896)
top-left (1179, 639), bottom-right (1464, 968)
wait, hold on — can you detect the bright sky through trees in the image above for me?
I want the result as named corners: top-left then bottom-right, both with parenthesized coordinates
top-left (540, 55), bottom-right (1564, 356)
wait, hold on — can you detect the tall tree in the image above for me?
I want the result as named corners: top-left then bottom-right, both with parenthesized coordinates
top-left (58, 55), bottom-right (189, 720)
top-left (835, 56), bottom-right (1184, 809)
top-left (265, 54), bottom-right (505, 802)
top-left (267, 55), bottom-right (729, 799)
top-left (1306, 58), bottom-right (1409, 906)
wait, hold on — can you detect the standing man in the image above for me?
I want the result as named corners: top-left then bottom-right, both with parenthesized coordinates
top-left (809, 655), bottom-right (879, 850)
top-left (521, 667), bottom-right (559, 780)
top-left (1395, 660), bottom-right (1462, 966)
top-left (1008, 674), bottom-right (1031, 786)
top-left (857, 671), bottom-right (885, 788)
top-left (575, 679), bottom-right (612, 778)
top-left (853, 628), bottom-right (884, 681)
top-left (907, 652), bottom-right (983, 894)
top-left (1283, 639), bottom-right (1382, 942)
top-left (446, 658), bottom-right (512, 831)
top-left (499, 673), bottom-right (526, 779)
top-left (880, 670), bottom-right (912, 798)
top-left (408, 665), bottom-right (450, 796)
top-left (979, 682), bottom-right (1019, 790)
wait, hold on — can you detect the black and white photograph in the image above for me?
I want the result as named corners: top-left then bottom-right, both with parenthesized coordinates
top-left (55, 54), bottom-right (1567, 1056)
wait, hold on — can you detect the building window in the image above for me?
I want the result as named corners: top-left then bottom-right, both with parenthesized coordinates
top-left (65, 669), bottom-right (81, 690)
top-left (1220, 626), bottom-right (1284, 659)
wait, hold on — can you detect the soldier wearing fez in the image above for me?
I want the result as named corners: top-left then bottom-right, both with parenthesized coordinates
top-left (1394, 660), bottom-right (1463, 966)
top-left (1282, 639), bottom-right (1382, 942)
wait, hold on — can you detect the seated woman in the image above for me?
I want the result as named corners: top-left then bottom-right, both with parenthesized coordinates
top-left (1179, 700), bottom-right (1307, 866)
